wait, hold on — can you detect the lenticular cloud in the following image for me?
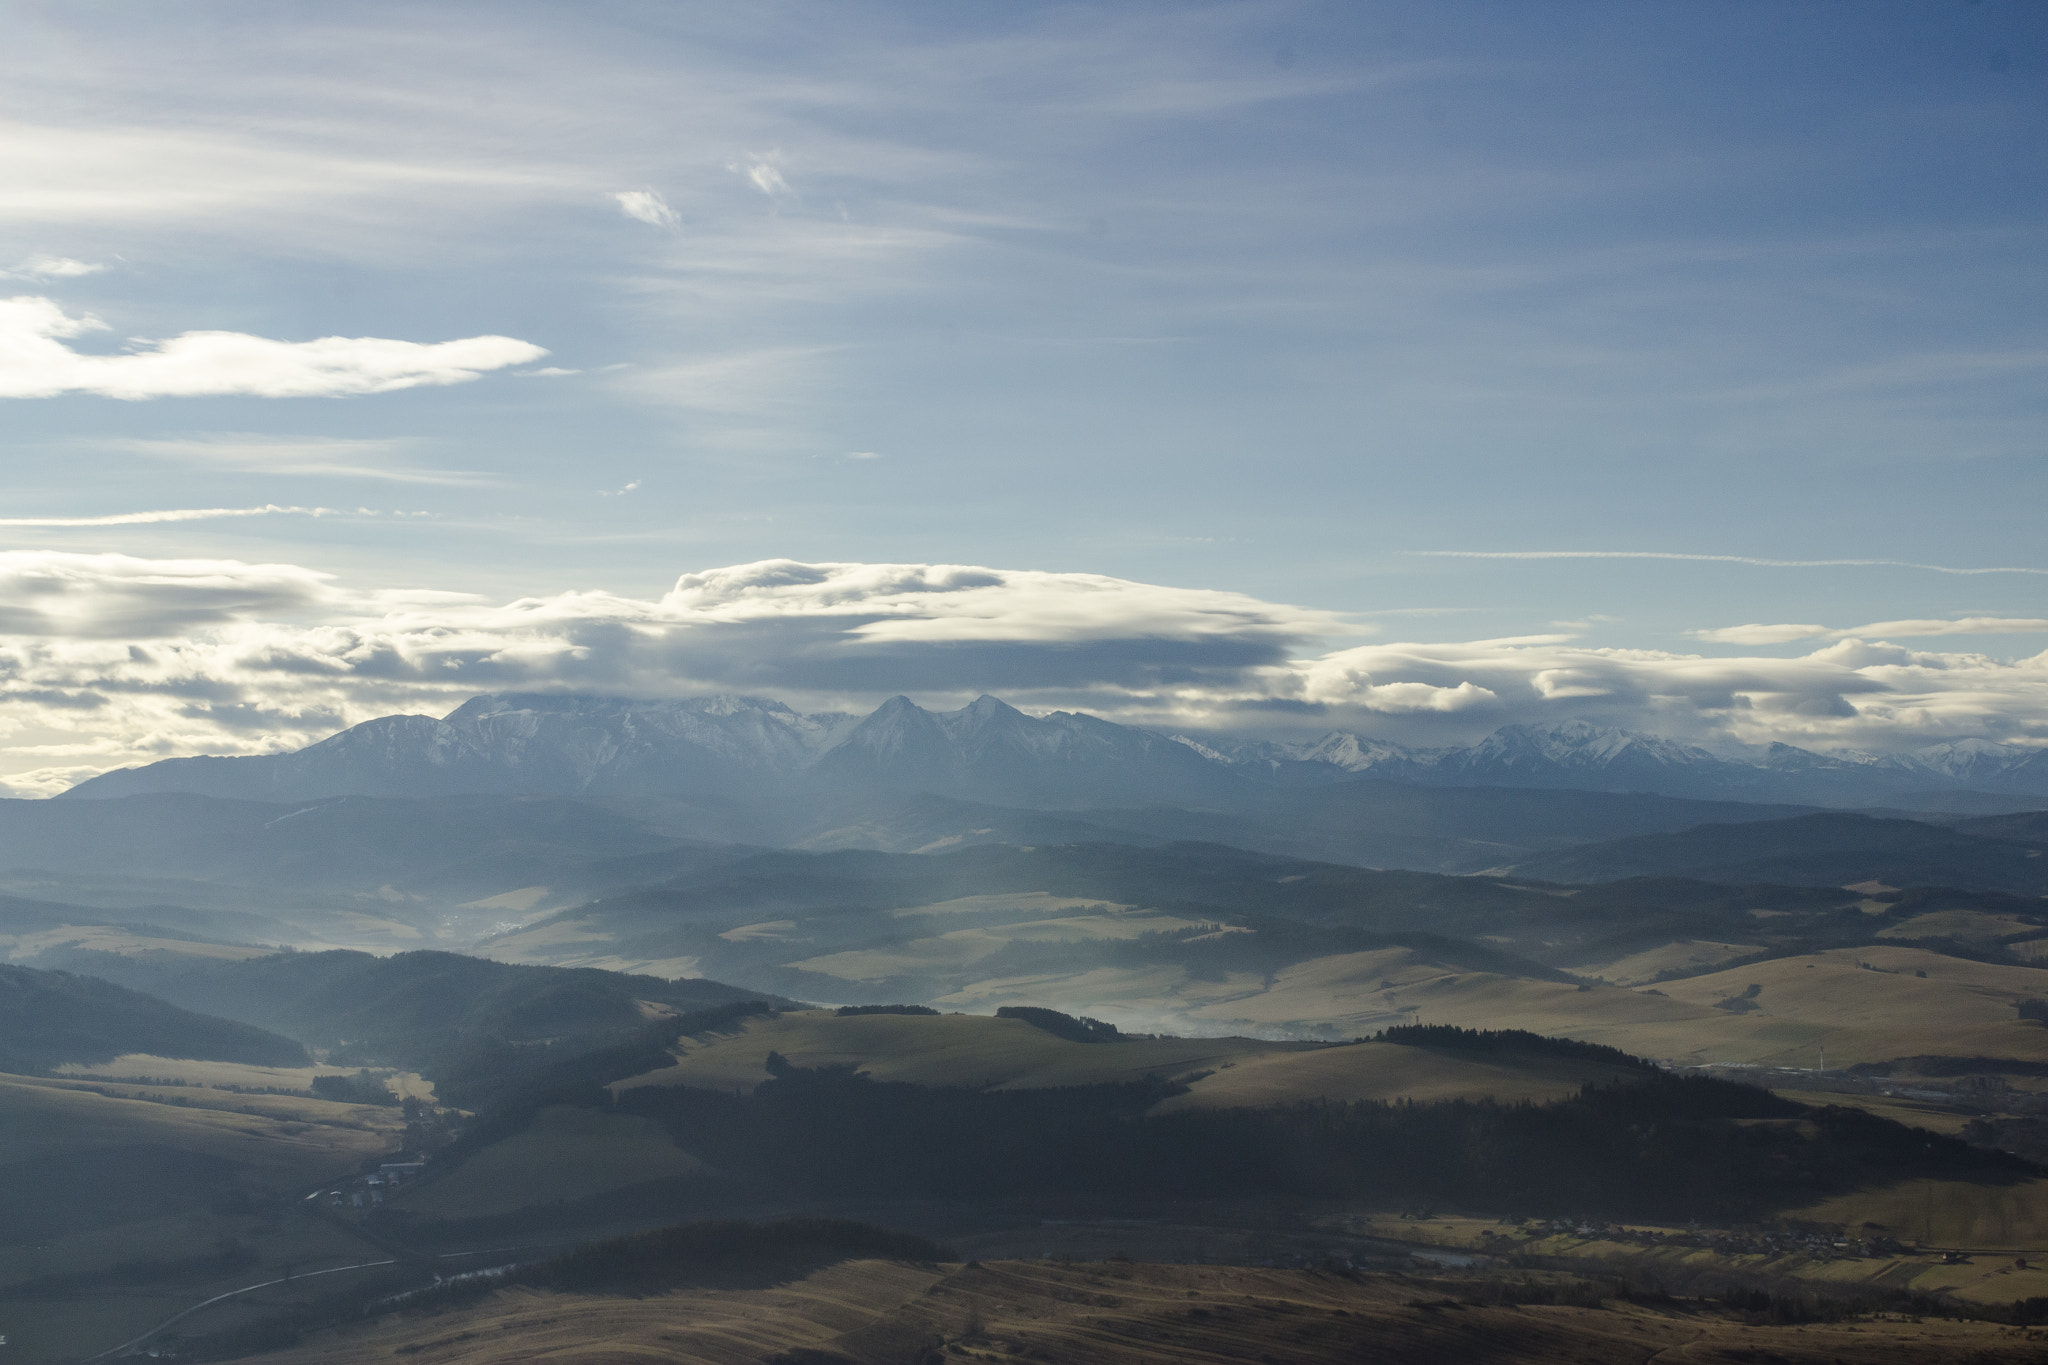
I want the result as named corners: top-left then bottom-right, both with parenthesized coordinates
top-left (0, 295), bottom-right (546, 399)
top-left (2, 554), bottom-right (2047, 797)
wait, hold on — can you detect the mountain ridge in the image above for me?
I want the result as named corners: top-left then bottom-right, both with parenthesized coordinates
top-left (58, 690), bottom-right (2048, 810)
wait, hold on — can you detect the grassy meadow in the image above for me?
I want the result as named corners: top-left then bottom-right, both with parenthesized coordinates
top-left (236, 1253), bottom-right (2048, 1365)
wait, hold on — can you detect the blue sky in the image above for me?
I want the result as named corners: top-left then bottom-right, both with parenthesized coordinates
top-left (1, 0), bottom-right (2044, 789)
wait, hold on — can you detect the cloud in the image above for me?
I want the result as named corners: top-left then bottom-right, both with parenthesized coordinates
top-left (1693, 618), bottom-right (2048, 645)
top-left (0, 505), bottom-right (337, 527)
top-left (6, 555), bottom-right (2048, 791)
top-left (739, 159), bottom-right (797, 200)
top-left (0, 551), bottom-right (337, 638)
top-left (1412, 550), bottom-right (2048, 577)
top-left (0, 296), bottom-right (546, 399)
top-left (108, 433), bottom-right (492, 484)
top-left (2, 255), bottom-right (103, 280)
top-left (612, 189), bottom-right (679, 229)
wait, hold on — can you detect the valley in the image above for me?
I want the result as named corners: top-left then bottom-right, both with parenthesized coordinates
top-left (4, 691), bottom-right (2048, 1362)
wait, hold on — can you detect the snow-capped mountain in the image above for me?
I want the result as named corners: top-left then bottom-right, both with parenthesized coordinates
top-left (56, 691), bottom-right (2048, 808)
top-left (814, 694), bottom-right (1247, 804)
top-left (62, 694), bottom-right (857, 803)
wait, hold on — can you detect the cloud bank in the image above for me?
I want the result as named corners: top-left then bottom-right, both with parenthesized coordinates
top-left (3, 556), bottom-right (2046, 797)
top-left (0, 297), bottom-right (545, 399)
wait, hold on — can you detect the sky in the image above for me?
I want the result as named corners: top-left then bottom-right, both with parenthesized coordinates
top-left (1, 0), bottom-right (2045, 794)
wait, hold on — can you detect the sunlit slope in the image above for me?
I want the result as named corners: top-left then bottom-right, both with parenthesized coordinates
top-left (0, 920), bottom-right (275, 965)
top-left (0, 1069), bottom-right (400, 1173)
top-left (239, 1255), bottom-right (2044, 1365)
top-left (1571, 938), bottom-right (1764, 986)
top-left (51, 1051), bottom-right (437, 1101)
top-left (1794, 1178), bottom-right (2048, 1250)
top-left (610, 1008), bottom-right (1635, 1109)
top-left (924, 943), bottom-right (2048, 1067)
top-left (1645, 946), bottom-right (2048, 1062)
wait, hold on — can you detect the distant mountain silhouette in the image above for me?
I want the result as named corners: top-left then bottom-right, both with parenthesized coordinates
top-left (58, 691), bottom-right (2048, 810)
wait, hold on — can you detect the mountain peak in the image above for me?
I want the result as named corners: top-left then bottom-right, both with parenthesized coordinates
top-left (56, 688), bottom-right (2048, 808)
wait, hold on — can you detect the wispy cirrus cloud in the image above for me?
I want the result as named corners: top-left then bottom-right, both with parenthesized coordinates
top-left (0, 504), bottom-right (339, 528)
top-left (106, 433), bottom-right (493, 485)
top-left (0, 296), bottom-right (545, 399)
top-left (1693, 618), bottom-right (2048, 646)
top-left (1411, 550), bottom-right (2048, 577)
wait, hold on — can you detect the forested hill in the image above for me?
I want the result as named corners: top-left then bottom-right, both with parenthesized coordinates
top-left (0, 962), bottom-right (310, 1072)
top-left (62, 948), bottom-right (789, 1070)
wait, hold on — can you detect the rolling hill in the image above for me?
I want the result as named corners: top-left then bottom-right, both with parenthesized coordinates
top-left (64, 948), bottom-right (788, 1073)
top-left (0, 961), bottom-right (309, 1071)
top-left (1506, 811), bottom-right (2048, 895)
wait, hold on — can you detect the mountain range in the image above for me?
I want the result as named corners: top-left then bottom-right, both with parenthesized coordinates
top-left (62, 692), bottom-right (2048, 810)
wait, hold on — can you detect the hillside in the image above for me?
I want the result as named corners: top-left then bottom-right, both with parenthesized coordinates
top-left (235, 1250), bottom-right (2048, 1365)
top-left (2, 779), bottom-right (1825, 929)
top-left (66, 948), bottom-right (787, 1073)
top-left (608, 1009), bottom-right (1647, 1110)
top-left (0, 791), bottom-right (727, 943)
top-left (1506, 811), bottom-right (2048, 895)
top-left (0, 1066), bottom-right (410, 1364)
top-left (459, 837), bottom-right (2048, 1071)
top-left (0, 962), bottom-right (309, 1071)
top-left (475, 840), bottom-right (1839, 999)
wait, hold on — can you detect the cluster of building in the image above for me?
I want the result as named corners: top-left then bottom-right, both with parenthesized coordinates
top-left (1511, 1219), bottom-right (1906, 1260)
top-left (314, 1160), bottom-right (425, 1209)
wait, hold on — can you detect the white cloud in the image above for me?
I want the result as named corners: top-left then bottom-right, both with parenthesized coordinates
top-left (1693, 617), bottom-right (2048, 645)
top-left (0, 505), bottom-right (335, 527)
top-left (0, 296), bottom-right (546, 400)
top-left (108, 433), bottom-right (491, 484)
top-left (0, 551), bottom-right (338, 638)
top-left (6, 555), bottom-right (2048, 790)
top-left (2, 254), bottom-right (103, 280)
top-left (1413, 550), bottom-right (2048, 577)
top-left (661, 559), bottom-right (1348, 645)
top-left (612, 189), bottom-right (679, 230)
top-left (740, 159), bottom-right (797, 200)
top-left (1689, 623), bottom-right (1836, 645)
